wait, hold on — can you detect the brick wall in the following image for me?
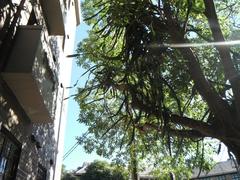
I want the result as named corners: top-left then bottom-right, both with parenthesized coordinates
top-left (0, 77), bottom-right (56, 179)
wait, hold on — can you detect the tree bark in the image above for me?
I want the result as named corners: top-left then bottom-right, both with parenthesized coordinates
top-left (130, 143), bottom-right (138, 180)
top-left (162, 4), bottom-right (233, 126)
top-left (203, 0), bottom-right (240, 122)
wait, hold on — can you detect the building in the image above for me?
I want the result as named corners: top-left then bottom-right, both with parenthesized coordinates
top-left (0, 0), bottom-right (80, 179)
top-left (191, 159), bottom-right (240, 180)
top-left (74, 162), bottom-right (90, 176)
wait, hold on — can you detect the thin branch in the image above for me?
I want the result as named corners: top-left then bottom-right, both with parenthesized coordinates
top-left (136, 122), bottom-right (206, 139)
top-left (160, 76), bottom-right (182, 115)
top-left (168, 129), bottom-right (206, 139)
top-left (84, 5), bottom-right (108, 21)
top-left (108, 97), bottom-right (126, 118)
top-left (197, 140), bottom-right (205, 178)
top-left (204, 0), bottom-right (240, 120)
top-left (101, 116), bottom-right (125, 138)
top-left (85, 98), bottom-right (104, 105)
top-left (163, 1), bottom-right (232, 125)
top-left (182, 85), bottom-right (196, 113)
top-left (186, 27), bottom-right (212, 42)
top-left (183, 0), bottom-right (192, 33)
top-left (120, 116), bottom-right (133, 149)
top-left (170, 115), bottom-right (214, 137)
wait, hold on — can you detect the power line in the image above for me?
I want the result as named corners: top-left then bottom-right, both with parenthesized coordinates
top-left (63, 142), bottom-right (79, 160)
top-left (63, 142), bottom-right (78, 160)
top-left (63, 142), bottom-right (78, 158)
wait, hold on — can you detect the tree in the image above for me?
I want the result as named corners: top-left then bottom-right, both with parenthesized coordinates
top-left (61, 165), bottom-right (79, 180)
top-left (80, 160), bottom-right (128, 180)
top-left (76, 0), bottom-right (240, 177)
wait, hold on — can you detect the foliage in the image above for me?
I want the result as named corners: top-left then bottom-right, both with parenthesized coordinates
top-left (61, 165), bottom-right (79, 180)
top-left (80, 160), bottom-right (128, 180)
top-left (76, 0), bottom-right (240, 178)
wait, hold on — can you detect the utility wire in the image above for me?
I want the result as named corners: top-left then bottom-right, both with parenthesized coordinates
top-left (63, 143), bottom-right (78, 160)
top-left (63, 142), bottom-right (79, 160)
top-left (63, 142), bottom-right (78, 158)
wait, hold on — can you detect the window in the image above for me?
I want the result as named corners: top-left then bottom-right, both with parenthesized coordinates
top-left (216, 175), bottom-right (226, 180)
top-left (200, 177), bottom-right (211, 180)
top-left (232, 173), bottom-right (240, 180)
top-left (37, 164), bottom-right (47, 180)
top-left (0, 126), bottom-right (21, 180)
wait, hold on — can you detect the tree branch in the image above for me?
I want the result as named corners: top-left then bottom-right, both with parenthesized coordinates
top-left (170, 115), bottom-right (214, 137)
top-left (137, 122), bottom-right (207, 139)
top-left (162, 2), bottom-right (232, 124)
top-left (168, 129), bottom-right (205, 139)
top-left (204, 0), bottom-right (240, 120)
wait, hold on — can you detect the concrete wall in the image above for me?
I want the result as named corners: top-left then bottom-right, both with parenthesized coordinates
top-left (52, 0), bottom-right (79, 178)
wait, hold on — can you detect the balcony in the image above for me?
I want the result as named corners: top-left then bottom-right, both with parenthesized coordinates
top-left (39, 0), bottom-right (65, 35)
top-left (2, 26), bottom-right (56, 123)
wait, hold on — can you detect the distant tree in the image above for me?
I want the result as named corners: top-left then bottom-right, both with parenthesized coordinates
top-left (61, 165), bottom-right (79, 180)
top-left (80, 160), bottom-right (128, 180)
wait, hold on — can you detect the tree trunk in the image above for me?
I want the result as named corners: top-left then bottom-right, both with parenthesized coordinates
top-left (170, 172), bottom-right (175, 180)
top-left (223, 141), bottom-right (240, 164)
top-left (162, 1), bottom-right (240, 164)
top-left (130, 143), bottom-right (138, 180)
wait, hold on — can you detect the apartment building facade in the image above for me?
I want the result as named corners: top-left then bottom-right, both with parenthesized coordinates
top-left (0, 0), bottom-right (80, 179)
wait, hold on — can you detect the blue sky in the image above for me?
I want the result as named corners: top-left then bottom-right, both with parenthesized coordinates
top-left (63, 22), bottom-right (106, 170)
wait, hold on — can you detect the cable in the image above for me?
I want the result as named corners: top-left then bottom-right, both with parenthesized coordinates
top-left (63, 142), bottom-right (79, 160)
top-left (63, 142), bottom-right (78, 159)
top-left (63, 144), bottom-right (78, 160)
top-left (63, 144), bottom-right (79, 160)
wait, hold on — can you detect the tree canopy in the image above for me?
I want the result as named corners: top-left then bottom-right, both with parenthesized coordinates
top-left (80, 160), bottom-right (128, 180)
top-left (76, 0), bottom-right (240, 177)
top-left (61, 165), bottom-right (79, 180)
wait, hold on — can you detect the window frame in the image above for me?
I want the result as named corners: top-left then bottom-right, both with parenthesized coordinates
top-left (0, 125), bottom-right (22, 180)
top-left (37, 163), bottom-right (47, 180)
top-left (232, 173), bottom-right (240, 180)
